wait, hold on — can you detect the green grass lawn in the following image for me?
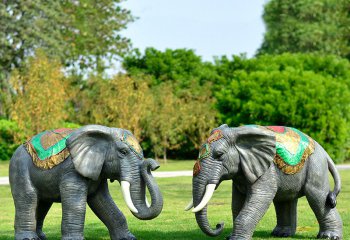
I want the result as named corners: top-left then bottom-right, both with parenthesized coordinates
top-left (157, 159), bottom-right (195, 171)
top-left (0, 161), bottom-right (9, 176)
top-left (0, 169), bottom-right (349, 239)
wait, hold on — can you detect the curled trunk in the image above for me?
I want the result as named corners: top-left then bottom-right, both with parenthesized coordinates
top-left (193, 179), bottom-right (224, 236)
top-left (195, 206), bottom-right (224, 236)
top-left (130, 159), bottom-right (163, 220)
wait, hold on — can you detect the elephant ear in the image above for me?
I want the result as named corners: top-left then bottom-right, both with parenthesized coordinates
top-left (210, 124), bottom-right (229, 135)
top-left (234, 126), bottom-right (276, 184)
top-left (66, 125), bottom-right (115, 180)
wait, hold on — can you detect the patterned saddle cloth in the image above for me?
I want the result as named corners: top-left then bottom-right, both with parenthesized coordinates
top-left (265, 126), bottom-right (315, 174)
top-left (25, 128), bottom-right (74, 170)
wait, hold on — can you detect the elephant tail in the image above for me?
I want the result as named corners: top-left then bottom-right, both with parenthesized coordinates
top-left (326, 155), bottom-right (341, 208)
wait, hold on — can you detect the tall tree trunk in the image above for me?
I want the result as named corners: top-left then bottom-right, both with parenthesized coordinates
top-left (154, 151), bottom-right (158, 161)
top-left (0, 72), bottom-right (10, 118)
top-left (163, 147), bottom-right (167, 163)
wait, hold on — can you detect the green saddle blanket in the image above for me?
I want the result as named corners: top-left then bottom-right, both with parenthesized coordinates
top-left (25, 128), bottom-right (74, 169)
top-left (265, 126), bottom-right (315, 174)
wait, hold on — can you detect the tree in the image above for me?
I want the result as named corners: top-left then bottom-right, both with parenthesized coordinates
top-left (61, 0), bottom-right (134, 73)
top-left (1, 0), bottom-right (133, 75)
top-left (144, 84), bottom-right (186, 161)
top-left (123, 48), bottom-right (219, 88)
top-left (215, 53), bottom-right (350, 162)
top-left (124, 48), bottom-right (219, 158)
top-left (182, 88), bottom-right (217, 149)
top-left (77, 74), bottom-right (152, 139)
top-left (0, 119), bottom-right (19, 161)
top-left (258, 0), bottom-right (350, 58)
top-left (10, 51), bottom-right (69, 141)
top-left (142, 82), bottom-right (217, 161)
top-left (0, 0), bottom-right (134, 116)
top-left (0, 0), bottom-right (63, 116)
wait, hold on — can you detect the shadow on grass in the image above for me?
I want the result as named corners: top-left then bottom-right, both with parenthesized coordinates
top-left (87, 224), bottom-right (315, 240)
top-left (129, 229), bottom-right (314, 240)
top-left (0, 228), bottom-right (317, 240)
top-left (253, 230), bottom-right (314, 239)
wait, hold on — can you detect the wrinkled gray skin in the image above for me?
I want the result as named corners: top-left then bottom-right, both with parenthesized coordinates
top-left (9, 125), bottom-right (163, 240)
top-left (192, 124), bottom-right (342, 240)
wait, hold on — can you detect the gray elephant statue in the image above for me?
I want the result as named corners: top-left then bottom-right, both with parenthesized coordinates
top-left (9, 125), bottom-right (163, 240)
top-left (185, 124), bottom-right (342, 240)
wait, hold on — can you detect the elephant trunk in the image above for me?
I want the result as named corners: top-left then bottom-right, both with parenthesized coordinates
top-left (130, 158), bottom-right (163, 220)
top-left (195, 206), bottom-right (224, 237)
top-left (193, 166), bottom-right (224, 237)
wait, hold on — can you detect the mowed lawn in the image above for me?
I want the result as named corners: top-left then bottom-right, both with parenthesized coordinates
top-left (0, 161), bottom-right (9, 176)
top-left (0, 161), bottom-right (349, 239)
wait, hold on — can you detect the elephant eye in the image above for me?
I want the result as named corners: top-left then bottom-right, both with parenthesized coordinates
top-left (120, 148), bottom-right (128, 155)
top-left (214, 151), bottom-right (224, 160)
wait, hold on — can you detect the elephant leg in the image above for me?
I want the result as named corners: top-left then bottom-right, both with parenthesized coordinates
top-left (232, 183), bottom-right (246, 220)
top-left (59, 175), bottom-right (88, 240)
top-left (88, 181), bottom-right (136, 240)
top-left (305, 182), bottom-right (342, 239)
top-left (11, 175), bottom-right (39, 239)
top-left (272, 199), bottom-right (298, 237)
top-left (10, 146), bottom-right (40, 240)
top-left (13, 189), bottom-right (39, 240)
top-left (229, 169), bottom-right (278, 240)
top-left (227, 183), bottom-right (246, 240)
top-left (36, 201), bottom-right (52, 240)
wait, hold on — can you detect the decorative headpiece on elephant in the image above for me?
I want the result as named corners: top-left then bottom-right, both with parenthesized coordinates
top-left (185, 124), bottom-right (342, 240)
top-left (9, 125), bottom-right (163, 240)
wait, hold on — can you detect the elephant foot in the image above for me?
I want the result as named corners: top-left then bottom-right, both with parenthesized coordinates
top-left (15, 231), bottom-right (40, 240)
top-left (271, 226), bottom-right (295, 237)
top-left (317, 230), bottom-right (341, 240)
top-left (61, 234), bottom-right (84, 240)
top-left (36, 230), bottom-right (47, 240)
top-left (225, 234), bottom-right (248, 240)
top-left (114, 231), bottom-right (137, 240)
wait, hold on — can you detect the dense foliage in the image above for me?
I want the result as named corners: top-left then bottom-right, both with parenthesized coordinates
top-left (258, 0), bottom-right (350, 58)
top-left (10, 51), bottom-right (70, 141)
top-left (215, 53), bottom-right (350, 162)
top-left (1, 1), bottom-right (350, 163)
top-left (76, 74), bottom-right (153, 139)
top-left (123, 48), bottom-right (218, 159)
top-left (124, 48), bottom-right (218, 87)
top-left (0, 0), bottom-right (133, 75)
top-left (0, 0), bottom-right (134, 117)
top-left (0, 119), bottom-right (19, 161)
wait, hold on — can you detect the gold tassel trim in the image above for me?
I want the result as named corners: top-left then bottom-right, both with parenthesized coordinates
top-left (25, 142), bottom-right (70, 170)
top-left (273, 137), bottom-right (315, 175)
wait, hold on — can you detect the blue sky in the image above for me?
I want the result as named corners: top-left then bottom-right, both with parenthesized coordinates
top-left (121, 0), bottom-right (267, 61)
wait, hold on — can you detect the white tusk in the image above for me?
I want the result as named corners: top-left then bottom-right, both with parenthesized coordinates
top-left (145, 194), bottom-right (151, 208)
top-left (120, 181), bottom-right (138, 213)
top-left (192, 184), bottom-right (216, 213)
top-left (184, 199), bottom-right (193, 211)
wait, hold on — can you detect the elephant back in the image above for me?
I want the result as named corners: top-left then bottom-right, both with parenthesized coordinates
top-left (25, 128), bottom-right (74, 170)
top-left (265, 126), bottom-right (315, 174)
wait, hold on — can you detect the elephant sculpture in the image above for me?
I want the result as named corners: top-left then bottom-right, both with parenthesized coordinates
top-left (9, 125), bottom-right (163, 240)
top-left (186, 124), bottom-right (342, 240)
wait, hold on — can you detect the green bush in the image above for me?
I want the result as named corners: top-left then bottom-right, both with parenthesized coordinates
top-left (0, 119), bottom-right (19, 161)
top-left (215, 53), bottom-right (350, 163)
top-left (62, 122), bottom-right (81, 129)
top-left (0, 120), bottom-right (81, 161)
top-left (123, 48), bottom-right (219, 159)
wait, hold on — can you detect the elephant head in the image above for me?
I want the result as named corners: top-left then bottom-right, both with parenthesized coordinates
top-left (186, 124), bottom-right (275, 236)
top-left (66, 125), bottom-right (163, 220)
